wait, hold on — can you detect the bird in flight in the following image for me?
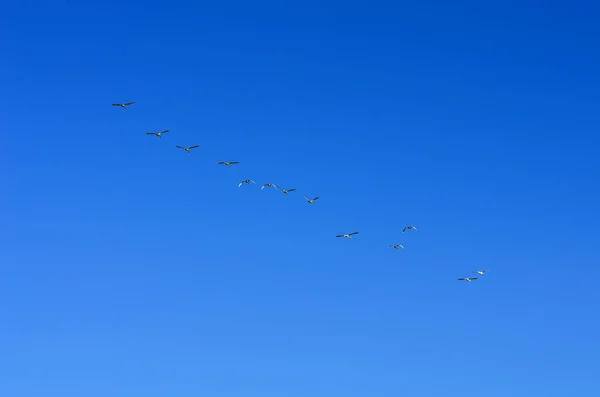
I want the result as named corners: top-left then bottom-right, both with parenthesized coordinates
top-left (281, 188), bottom-right (296, 195)
top-left (238, 179), bottom-right (256, 187)
top-left (146, 129), bottom-right (169, 137)
top-left (217, 161), bottom-right (240, 167)
top-left (402, 225), bottom-right (418, 233)
top-left (304, 196), bottom-right (319, 204)
top-left (336, 232), bottom-right (359, 239)
top-left (176, 145), bottom-right (199, 153)
top-left (473, 270), bottom-right (489, 275)
top-left (112, 102), bottom-right (135, 108)
top-left (457, 277), bottom-right (479, 282)
top-left (261, 183), bottom-right (279, 190)
top-left (389, 244), bottom-right (405, 250)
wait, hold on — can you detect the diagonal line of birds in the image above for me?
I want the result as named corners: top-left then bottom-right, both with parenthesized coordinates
top-left (115, 101), bottom-right (490, 283)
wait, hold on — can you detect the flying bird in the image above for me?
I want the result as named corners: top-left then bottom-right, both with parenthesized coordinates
top-left (238, 179), bottom-right (256, 187)
top-left (217, 161), bottom-right (240, 167)
top-left (261, 183), bottom-right (279, 190)
top-left (457, 277), bottom-right (479, 282)
top-left (473, 270), bottom-right (489, 275)
top-left (112, 102), bottom-right (135, 108)
top-left (281, 188), bottom-right (296, 195)
top-left (402, 225), bottom-right (418, 233)
top-left (146, 129), bottom-right (169, 137)
top-left (304, 196), bottom-right (319, 204)
top-left (389, 244), bottom-right (405, 250)
top-left (176, 145), bottom-right (199, 153)
top-left (336, 232), bottom-right (359, 239)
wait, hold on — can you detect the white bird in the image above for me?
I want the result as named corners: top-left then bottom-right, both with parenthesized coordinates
top-left (146, 129), bottom-right (169, 137)
top-left (402, 225), bottom-right (418, 233)
top-left (261, 183), bottom-right (279, 190)
top-left (281, 188), bottom-right (296, 195)
top-left (457, 277), bottom-right (479, 282)
top-left (473, 270), bottom-right (489, 275)
top-left (336, 232), bottom-right (359, 239)
top-left (389, 244), bottom-right (404, 250)
top-left (304, 196), bottom-right (319, 204)
top-left (217, 161), bottom-right (239, 167)
top-left (238, 179), bottom-right (256, 187)
top-left (112, 101), bottom-right (135, 109)
top-left (176, 145), bottom-right (199, 153)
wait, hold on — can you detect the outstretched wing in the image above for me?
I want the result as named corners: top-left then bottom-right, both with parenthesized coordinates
top-left (335, 235), bottom-right (344, 238)
top-left (402, 227), bottom-right (408, 232)
top-left (176, 145), bottom-right (184, 149)
top-left (189, 145), bottom-right (199, 149)
top-left (159, 129), bottom-right (169, 134)
top-left (288, 188), bottom-right (296, 192)
top-left (457, 278), bottom-right (466, 280)
top-left (217, 161), bottom-right (225, 165)
top-left (238, 181), bottom-right (244, 187)
top-left (399, 245), bottom-right (404, 249)
top-left (349, 231), bottom-right (359, 235)
top-left (230, 161), bottom-right (239, 164)
top-left (250, 180), bottom-right (256, 184)
top-left (124, 102), bottom-right (135, 106)
top-left (470, 277), bottom-right (479, 280)
top-left (312, 196), bottom-right (320, 201)
top-left (146, 132), bottom-right (155, 135)
top-left (111, 103), bottom-right (122, 106)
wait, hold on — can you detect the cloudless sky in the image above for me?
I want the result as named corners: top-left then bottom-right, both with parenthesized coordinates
top-left (2, 1), bottom-right (600, 396)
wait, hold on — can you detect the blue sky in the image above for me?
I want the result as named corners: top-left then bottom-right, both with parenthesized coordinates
top-left (2, 1), bottom-right (599, 396)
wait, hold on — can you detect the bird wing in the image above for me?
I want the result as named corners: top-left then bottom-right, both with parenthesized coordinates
top-left (399, 245), bottom-right (404, 249)
top-left (146, 132), bottom-right (155, 135)
top-left (124, 102), bottom-right (135, 105)
top-left (350, 231), bottom-right (359, 235)
top-left (313, 197), bottom-right (320, 201)
top-left (176, 145), bottom-right (184, 149)
top-left (189, 145), bottom-right (199, 149)
top-left (471, 277), bottom-right (479, 280)
top-left (288, 189), bottom-right (296, 192)
top-left (238, 182), bottom-right (244, 187)
top-left (457, 278), bottom-right (466, 280)
top-left (335, 235), bottom-right (344, 238)
top-left (111, 103), bottom-right (122, 106)
top-left (230, 161), bottom-right (239, 164)
top-left (250, 180), bottom-right (256, 184)
top-left (159, 130), bottom-right (169, 134)
top-left (217, 162), bottom-right (225, 164)
top-left (402, 227), bottom-right (408, 232)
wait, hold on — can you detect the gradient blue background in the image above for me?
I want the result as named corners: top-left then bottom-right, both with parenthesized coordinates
top-left (2, 1), bottom-right (599, 396)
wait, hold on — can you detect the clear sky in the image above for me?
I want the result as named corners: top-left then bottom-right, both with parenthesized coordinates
top-left (2, 1), bottom-right (599, 396)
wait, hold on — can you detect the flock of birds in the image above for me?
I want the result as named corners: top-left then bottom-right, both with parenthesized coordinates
top-left (112, 101), bottom-right (491, 283)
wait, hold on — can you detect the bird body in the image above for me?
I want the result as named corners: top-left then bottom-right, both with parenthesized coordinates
top-left (402, 225), bottom-right (418, 233)
top-left (458, 277), bottom-right (479, 282)
top-left (147, 129), bottom-right (169, 137)
top-left (282, 188), bottom-right (296, 195)
top-left (176, 145), bottom-right (199, 153)
top-left (336, 232), bottom-right (359, 239)
top-left (389, 244), bottom-right (404, 249)
top-left (238, 179), bottom-right (256, 187)
top-left (112, 102), bottom-right (135, 108)
top-left (304, 196), bottom-right (319, 204)
top-left (217, 161), bottom-right (240, 167)
top-left (474, 270), bottom-right (489, 275)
